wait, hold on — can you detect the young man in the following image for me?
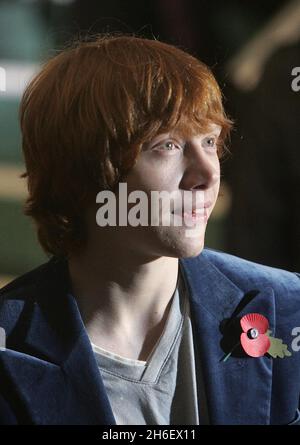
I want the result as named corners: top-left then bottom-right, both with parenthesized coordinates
top-left (0, 35), bottom-right (300, 425)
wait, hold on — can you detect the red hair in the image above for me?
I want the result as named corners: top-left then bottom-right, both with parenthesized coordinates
top-left (20, 34), bottom-right (232, 257)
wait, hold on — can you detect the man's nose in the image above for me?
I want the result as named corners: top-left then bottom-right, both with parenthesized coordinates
top-left (180, 152), bottom-right (220, 191)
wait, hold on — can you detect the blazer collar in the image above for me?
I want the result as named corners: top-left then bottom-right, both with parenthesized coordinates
top-left (180, 252), bottom-right (275, 425)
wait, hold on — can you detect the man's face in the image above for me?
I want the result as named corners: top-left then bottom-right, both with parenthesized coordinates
top-left (120, 124), bottom-right (221, 259)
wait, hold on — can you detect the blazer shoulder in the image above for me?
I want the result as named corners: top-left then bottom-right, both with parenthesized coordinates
top-left (201, 249), bottom-right (300, 327)
top-left (0, 261), bottom-right (50, 299)
top-left (0, 259), bottom-right (55, 336)
top-left (202, 248), bottom-right (300, 293)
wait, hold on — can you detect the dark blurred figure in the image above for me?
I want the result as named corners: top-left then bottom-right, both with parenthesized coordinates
top-left (225, 41), bottom-right (300, 271)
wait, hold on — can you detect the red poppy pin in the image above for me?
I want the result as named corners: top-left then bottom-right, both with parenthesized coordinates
top-left (222, 312), bottom-right (292, 362)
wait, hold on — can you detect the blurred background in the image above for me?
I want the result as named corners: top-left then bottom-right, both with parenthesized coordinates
top-left (0, 0), bottom-right (299, 286)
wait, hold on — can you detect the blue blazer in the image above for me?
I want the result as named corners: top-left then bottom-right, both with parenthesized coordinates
top-left (0, 248), bottom-right (300, 425)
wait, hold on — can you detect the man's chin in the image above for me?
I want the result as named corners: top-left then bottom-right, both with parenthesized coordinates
top-left (177, 240), bottom-right (205, 259)
top-left (144, 225), bottom-right (206, 259)
top-left (160, 234), bottom-right (205, 259)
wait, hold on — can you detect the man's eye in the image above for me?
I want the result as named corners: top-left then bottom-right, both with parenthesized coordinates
top-left (203, 136), bottom-right (217, 149)
top-left (156, 141), bottom-right (181, 151)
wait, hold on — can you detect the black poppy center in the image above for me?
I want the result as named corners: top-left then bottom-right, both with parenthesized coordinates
top-left (247, 328), bottom-right (259, 339)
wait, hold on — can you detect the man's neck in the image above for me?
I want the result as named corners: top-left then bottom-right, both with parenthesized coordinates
top-left (68, 246), bottom-right (179, 361)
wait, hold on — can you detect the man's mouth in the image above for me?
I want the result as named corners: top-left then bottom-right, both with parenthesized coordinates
top-left (182, 208), bottom-right (208, 223)
top-left (172, 200), bottom-right (212, 220)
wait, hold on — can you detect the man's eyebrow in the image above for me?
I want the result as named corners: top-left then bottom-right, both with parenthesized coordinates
top-left (206, 125), bottom-right (222, 136)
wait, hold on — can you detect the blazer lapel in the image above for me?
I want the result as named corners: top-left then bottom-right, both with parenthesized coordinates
top-left (180, 252), bottom-right (275, 425)
top-left (1, 258), bottom-right (116, 425)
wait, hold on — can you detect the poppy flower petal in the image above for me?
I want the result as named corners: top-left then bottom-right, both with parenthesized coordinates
top-left (240, 313), bottom-right (269, 334)
top-left (240, 332), bottom-right (271, 357)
